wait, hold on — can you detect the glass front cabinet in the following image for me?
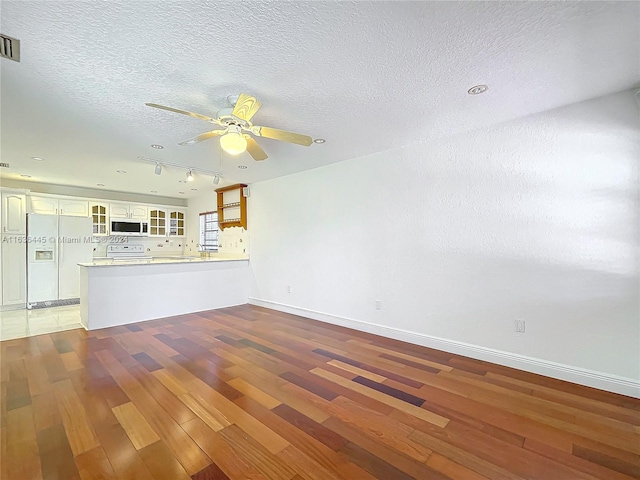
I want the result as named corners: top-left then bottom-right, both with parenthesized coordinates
top-left (149, 209), bottom-right (167, 236)
top-left (91, 203), bottom-right (108, 235)
top-left (169, 210), bottom-right (185, 236)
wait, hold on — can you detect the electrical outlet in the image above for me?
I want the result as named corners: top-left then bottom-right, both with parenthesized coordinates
top-left (375, 300), bottom-right (382, 310)
top-left (515, 319), bottom-right (526, 333)
top-left (287, 285), bottom-right (292, 294)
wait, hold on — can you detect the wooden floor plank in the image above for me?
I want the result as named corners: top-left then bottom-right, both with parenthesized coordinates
top-left (6, 405), bottom-right (44, 480)
top-left (1, 304), bottom-right (638, 480)
top-left (74, 446), bottom-right (118, 480)
top-left (138, 440), bottom-right (192, 480)
top-left (111, 401), bottom-right (161, 450)
top-left (53, 379), bottom-right (101, 456)
top-left (311, 366), bottom-right (450, 428)
top-left (94, 349), bottom-right (212, 476)
top-left (218, 423), bottom-right (298, 480)
top-left (181, 416), bottom-right (268, 480)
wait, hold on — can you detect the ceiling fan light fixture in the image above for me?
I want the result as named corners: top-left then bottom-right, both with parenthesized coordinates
top-left (154, 163), bottom-right (162, 175)
top-left (220, 127), bottom-right (247, 155)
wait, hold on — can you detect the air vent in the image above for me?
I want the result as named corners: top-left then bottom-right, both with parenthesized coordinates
top-left (0, 162), bottom-right (10, 168)
top-left (0, 34), bottom-right (20, 62)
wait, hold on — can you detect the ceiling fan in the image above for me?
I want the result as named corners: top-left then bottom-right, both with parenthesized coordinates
top-left (146, 93), bottom-right (313, 161)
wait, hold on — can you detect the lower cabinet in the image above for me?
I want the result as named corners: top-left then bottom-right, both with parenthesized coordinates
top-left (2, 241), bottom-right (26, 305)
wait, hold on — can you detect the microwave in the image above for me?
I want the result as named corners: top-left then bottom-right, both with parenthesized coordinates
top-left (110, 218), bottom-right (149, 236)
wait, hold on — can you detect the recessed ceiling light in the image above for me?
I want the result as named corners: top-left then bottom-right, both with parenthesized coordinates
top-left (97, 183), bottom-right (105, 187)
top-left (20, 174), bottom-right (32, 178)
top-left (116, 170), bottom-right (127, 174)
top-left (31, 156), bottom-right (44, 161)
top-left (178, 191), bottom-right (185, 194)
top-left (313, 138), bottom-right (326, 144)
top-left (190, 188), bottom-right (197, 191)
top-left (468, 84), bottom-right (489, 95)
top-left (151, 144), bottom-right (164, 149)
top-left (150, 190), bottom-right (157, 193)
top-left (178, 180), bottom-right (187, 183)
top-left (238, 165), bottom-right (248, 169)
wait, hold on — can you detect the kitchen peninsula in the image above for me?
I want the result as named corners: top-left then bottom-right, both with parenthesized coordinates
top-left (79, 256), bottom-right (249, 330)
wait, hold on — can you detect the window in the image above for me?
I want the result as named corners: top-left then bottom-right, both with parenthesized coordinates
top-left (199, 211), bottom-right (219, 251)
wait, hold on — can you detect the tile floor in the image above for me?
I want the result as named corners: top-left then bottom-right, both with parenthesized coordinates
top-left (0, 305), bottom-right (83, 341)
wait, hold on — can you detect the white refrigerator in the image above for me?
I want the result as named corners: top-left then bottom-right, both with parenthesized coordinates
top-left (27, 214), bottom-right (93, 307)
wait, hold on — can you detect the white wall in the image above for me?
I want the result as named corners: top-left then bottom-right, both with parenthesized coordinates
top-left (248, 90), bottom-right (640, 396)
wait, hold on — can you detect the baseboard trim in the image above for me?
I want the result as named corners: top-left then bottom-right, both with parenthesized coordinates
top-left (248, 297), bottom-right (640, 398)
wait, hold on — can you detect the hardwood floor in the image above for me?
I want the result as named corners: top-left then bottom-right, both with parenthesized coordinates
top-left (1, 304), bottom-right (638, 480)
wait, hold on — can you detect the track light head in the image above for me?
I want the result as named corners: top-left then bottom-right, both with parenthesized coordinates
top-left (154, 163), bottom-right (162, 175)
top-left (213, 174), bottom-right (220, 185)
top-left (186, 169), bottom-right (194, 182)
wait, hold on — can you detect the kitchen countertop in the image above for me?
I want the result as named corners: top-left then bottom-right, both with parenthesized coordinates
top-left (79, 255), bottom-right (249, 267)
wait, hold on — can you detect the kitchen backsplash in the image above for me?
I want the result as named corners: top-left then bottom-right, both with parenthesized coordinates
top-left (92, 236), bottom-right (185, 258)
top-left (217, 227), bottom-right (250, 255)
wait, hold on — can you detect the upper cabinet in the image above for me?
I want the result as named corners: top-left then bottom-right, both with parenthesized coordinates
top-left (130, 205), bottom-right (148, 220)
top-left (1, 192), bottom-right (26, 234)
top-left (216, 184), bottom-right (247, 230)
top-left (30, 196), bottom-right (58, 215)
top-left (90, 202), bottom-right (109, 235)
top-left (110, 203), bottom-right (148, 220)
top-left (149, 208), bottom-right (167, 236)
top-left (30, 195), bottom-right (88, 216)
top-left (23, 193), bottom-right (186, 237)
top-left (60, 199), bottom-right (89, 216)
top-left (169, 209), bottom-right (186, 236)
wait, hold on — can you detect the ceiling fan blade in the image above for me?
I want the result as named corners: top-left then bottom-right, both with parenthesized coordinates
top-left (231, 93), bottom-right (262, 121)
top-left (257, 126), bottom-right (313, 146)
top-left (178, 130), bottom-right (226, 146)
top-left (245, 136), bottom-right (268, 161)
top-left (146, 103), bottom-right (216, 123)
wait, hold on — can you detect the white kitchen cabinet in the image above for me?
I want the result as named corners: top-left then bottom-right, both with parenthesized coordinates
top-left (2, 241), bottom-right (26, 305)
top-left (109, 203), bottom-right (130, 218)
top-left (1, 191), bottom-right (27, 306)
top-left (30, 195), bottom-right (59, 215)
top-left (59, 199), bottom-right (88, 216)
top-left (130, 205), bottom-right (148, 220)
top-left (90, 202), bottom-right (109, 235)
top-left (30, 195), bottom-right (88, 217)
top-left (149, 208), bottom-right (168, 236)
top-left (169, 209), bottom-right (186, 237)
top-left (2, 193), bottom-right (26, 234)
top-left (110, 203), bottom-right (148, 220)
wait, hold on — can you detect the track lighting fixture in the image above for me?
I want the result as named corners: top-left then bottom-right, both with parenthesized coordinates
top-left (137, 156), bottom-right (222, 184)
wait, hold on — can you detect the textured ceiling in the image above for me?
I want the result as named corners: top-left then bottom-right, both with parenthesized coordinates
top-left (1, 1), bottom-right (639, 199)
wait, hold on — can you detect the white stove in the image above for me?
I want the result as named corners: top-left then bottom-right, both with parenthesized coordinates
top-left (106, 244), bottom-right (152, 261)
